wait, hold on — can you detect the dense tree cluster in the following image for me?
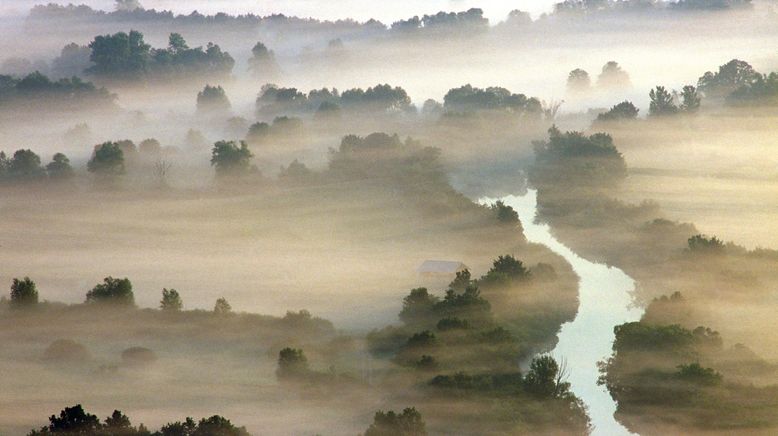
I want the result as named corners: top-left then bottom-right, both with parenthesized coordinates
top-left (596, 101), bottom-right (639, 122)
top-left (85, 277), bottom-right (135, 306)
top-left (27, 404), bottom-right (250, 436)
top-left (530, 126), bottom-right (627, 189)
top-left (0, 149), bottom-right (75, 183)
top-left (390, 8), bottom-right (488, 34)
top-left (443, 84), bottom-right (542, 116)
top-left (87, 31), bottom-right (234, 80)
top-left (256, 83), bottom-right (413, 116)
top-left (0, 72), bottom-right (114, 107)
top-left (697, 59), bottom-right (778, 104)
top-left (363, 408), bottom-right (427, 436)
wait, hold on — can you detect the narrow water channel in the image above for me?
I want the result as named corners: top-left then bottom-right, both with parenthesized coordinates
top-left (485, 189), bottom-right (643, 436)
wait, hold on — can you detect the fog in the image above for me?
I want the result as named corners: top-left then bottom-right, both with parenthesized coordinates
top-left (1, 1), bottom-right (778, 435)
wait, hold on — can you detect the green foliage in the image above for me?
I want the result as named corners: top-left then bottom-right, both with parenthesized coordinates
top-left (687, 234), bottom-right (725, 254)
top-left (197, 85), bottom-right (230, 112)
top-left (10, 277), bottom-right (38, 308)
top-left (448, 269), bottom-right (471, 292)
top-left (429, 371), bottom-right (523, 393)
top-left (88, 31), bottom-right (233, 80)
top-left (85, 277), bottom-right (134, 306)
top-left (697, 59), bottom-right (761, 98)
top-left (523, 355), bottom-right (571, 399)
top-left (399, 288), bottom-right (439, 326)
top-left (248, 42), bottom-right (279, 78)
top-left (680, 85), bottom-right (701, 112)
top-left (46, 153), bottom-right (75, 179)
top-left (28, 404), bottom-right (249, 435)
top-left (277, 347), bottom-right (309, 380)
top-left (87, 142), bottom-right (125, 177)
top-left (6, 149), bottom-right (45, 181)
top-left (405, 331), bottom-right (437, 349)
top-left (364, 407), bottom-right (427, 436)
top-left (210, 140), bottom-right (253, 177)
top-left (160, 288), bottom-right (182, 311)
top-left (443, 84), bottom-right (541, 115)
top-left (0, 72), bottom-right (114, 107)
top-left (436, 317), bottom-right (470, 331)
top-left (529, 126), bottom-right (627, 188)
top-left (676, 362), bottom-right (722, 385)
top-left (596, 100), bottom-right (639, 122)
top-left (597, 61), bottom-right (631, 88)
top-left (490, 200), bottom-right (519, 224)
top-left (87, 30), bottom-right (151, 78)
top-left (648, 85), bottom-right (678, 116)
top-left (567, 68), bottom-right (591, 93)
top-left (478, 255), bottom-right (531, 288)
top-left (213, 297), bottom-right (232, 315)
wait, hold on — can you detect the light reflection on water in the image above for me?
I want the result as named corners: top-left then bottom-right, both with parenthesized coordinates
top-left (483, 190), bottom-right (643, 436)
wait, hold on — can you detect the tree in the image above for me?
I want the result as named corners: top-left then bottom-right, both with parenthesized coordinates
top-left (490, 200), bottom-right (519, 224)
top-left (567, 68), bottom-right (591, 94)
top-left (115, 0), bottom-right (144, 12)
top-left (680, 85), bottom-right (701, 112)
top-left (596, 101), bottom-right (639, 122)
top-left (87, 30), bottom-right (151, 78)
top-left (87, 142), bottom-right (125, 178)
top-left (46, 153), bottom-right (75, 179)
top-left (697, 59), bottom-right (761, 97)
top-left (276, 347), bottom-right (309, 380)
top-left (47, 404), bottom-right (101, 433)
top-left (364, 407), bottom-right (427, 436)
top-left (214, 297), bottom-right (231, 314)
top-left (51, 43), bottom-right (92, 78)
top-left (597, 61), bottom-right (631, 89)
top-left (480, 255), bottom-right (531, 286)
top-left (210, 140), bottom-right (253, 177)
top-left (197, 85), bottom-right (230, 113)
top-left (8, 149), bottom-right (45, 181)
top-left (399, 288), bottom-right (439, 326)
top-left (193, 416), bottom-right (250, 436)
top-left (523, 355), bottom-right (571, 398)
top-left (10, 277), bottom-right (38, 308)
top-left (104, 410), bottom-right (133, 431)
top-left (160, 288), bottom-right (182, 311)
top-left (85, 276), bottom-right (134, 306)
top-left (649, 85), bottom-right (678, 116)
top-left (687, 234), bottom-right (725, 254)
top-left (248, 42), bottom-right (280, 79)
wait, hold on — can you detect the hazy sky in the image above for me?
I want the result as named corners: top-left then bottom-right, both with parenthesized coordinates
top-left (2, 0), bottom-right (558, 22)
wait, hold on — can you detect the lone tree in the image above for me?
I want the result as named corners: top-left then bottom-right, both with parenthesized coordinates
top-left (87, 142), bottom-right (125, 179)
top-left (160, 288), bottom-right (182, 311)
top-left (197, 85), bottom-right (231, 113)
top-left (566, 68), bottom-right (591, 94)
top-left (214, 297), bottom-right (232, 315)
top-left (85, 276), bottom-right (134, 306)
top-left (210, 140), bottom-right (253, 177)
top-left (276, 347), bottom-right (310, 380)
top-left (10, 277), bottom-right (38, 308)
top-left (46, 153), bottom-right (75, 179)
top-left (364, 407), bottom-right (427, 436)
top-left (649, 86), bottom-right (678, 116)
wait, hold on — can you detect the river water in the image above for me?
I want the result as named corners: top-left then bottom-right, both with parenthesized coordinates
top-left (484, 189), bottom-right (643, 436)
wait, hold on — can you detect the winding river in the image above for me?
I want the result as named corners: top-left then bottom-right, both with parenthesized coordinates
top-left (484, 189), bottom-right (643, 436)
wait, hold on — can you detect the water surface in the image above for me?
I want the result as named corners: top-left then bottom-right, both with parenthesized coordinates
top-left (486, 189), bottom-right (643, 436)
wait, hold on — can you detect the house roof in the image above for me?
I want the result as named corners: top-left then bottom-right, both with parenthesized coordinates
top-left (417, 260), bottom-right (467, 273)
